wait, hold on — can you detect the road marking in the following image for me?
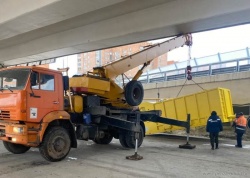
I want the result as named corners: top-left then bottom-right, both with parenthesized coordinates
top-left (203, 143), bottom-right (250, 149)
top-left (68, 157), bottom-right (77, 160)
top-left (221, 144), bottom-right (235, 147)
top-left (222, 144), bottom-right (250, 149)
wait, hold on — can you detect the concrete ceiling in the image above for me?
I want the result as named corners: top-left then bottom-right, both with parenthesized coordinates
top-left (1, 0), bottom-right (250, 66)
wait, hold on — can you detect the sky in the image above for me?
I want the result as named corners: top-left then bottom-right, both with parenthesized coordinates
top-left (167, 24), bottom-right (250, 61)
top-left (50, 24), bottom-right (250, 76)
top-left (50, 55), bottom-right (77, 77)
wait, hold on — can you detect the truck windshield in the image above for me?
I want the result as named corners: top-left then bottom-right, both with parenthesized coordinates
top-left (0, 69), bottom-right (30, 90)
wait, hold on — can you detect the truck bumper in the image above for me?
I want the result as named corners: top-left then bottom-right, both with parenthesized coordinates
top-left (0, 121), bottom-right (39, 146)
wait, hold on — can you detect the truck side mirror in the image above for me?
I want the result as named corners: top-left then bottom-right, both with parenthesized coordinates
top-left (63, 76), bottom-right (69, 91)
top-left (30, 72), bottom-right (37, 86)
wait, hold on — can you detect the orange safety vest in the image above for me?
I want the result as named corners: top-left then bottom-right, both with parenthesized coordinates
top-left (234, 115), bottom-right (247, 127)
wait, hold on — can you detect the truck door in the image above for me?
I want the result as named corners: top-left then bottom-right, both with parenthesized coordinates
top-left (27, 71), bottom-right (61, 122)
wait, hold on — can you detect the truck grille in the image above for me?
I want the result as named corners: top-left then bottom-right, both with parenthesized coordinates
top-left (0, 110), bottom-right (10, 119)
top-left (0, 125), bottom-right (5, 136)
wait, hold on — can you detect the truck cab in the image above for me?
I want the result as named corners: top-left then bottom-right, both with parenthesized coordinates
top-left (0, 66), bottom-right (76, 161)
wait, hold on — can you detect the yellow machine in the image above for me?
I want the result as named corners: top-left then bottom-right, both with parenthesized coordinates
top-left (140, 88), bottom-right (235, 135)
top-left (69, 34), bottom-right (192, 108)
top-left (0, 34), bottom-right (195, 162)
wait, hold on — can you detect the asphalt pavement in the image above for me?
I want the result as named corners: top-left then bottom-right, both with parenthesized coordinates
top-left (0, 135), bottom-right (249, 178)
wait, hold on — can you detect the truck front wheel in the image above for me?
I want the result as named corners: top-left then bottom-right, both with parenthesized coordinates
top-left (39, 126), bottom-right (71, 162)
top-left (3, 141), bottom-right (30, 154)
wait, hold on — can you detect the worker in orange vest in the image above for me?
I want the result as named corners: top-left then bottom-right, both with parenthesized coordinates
top-left (233, 112), bottom-right (247, 148)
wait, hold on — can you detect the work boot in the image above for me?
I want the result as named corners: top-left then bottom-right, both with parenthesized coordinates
top-left (216, 144), bottom-right (219, 149)
top-left (235, 145), bottom-right (242, 148)
top-left (211, 143), bottom-right (214, 150)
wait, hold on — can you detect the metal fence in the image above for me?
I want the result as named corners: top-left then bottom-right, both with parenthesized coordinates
top-left (136, 47), bottom-right (250, 84)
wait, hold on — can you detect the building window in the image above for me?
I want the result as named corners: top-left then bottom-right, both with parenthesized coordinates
top-left (95, 50), bottom-right (102, 66)
top-left (109, 54), bottom-right (112, 61)
top-left (128, 48), bottom-right (132, 55)
top-left (115, 52), bottom-right (120, 60)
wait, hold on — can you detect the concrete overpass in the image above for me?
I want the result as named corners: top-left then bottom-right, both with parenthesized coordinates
top-left (1, 0), bottom-right (250, 66)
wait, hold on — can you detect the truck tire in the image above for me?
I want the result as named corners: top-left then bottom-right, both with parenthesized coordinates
top-left (3, 141), bottom-right (30, 154)
top-left (125, 125), bottom-right (144, 148)
top-left (94, 133), bottom-right (113, 144)
top-left (119, 134), bottom-right (129, 148)
top-left (39, 126), bottom-right (71, 162)
top-left (125, 80), bottom-right (144, 106)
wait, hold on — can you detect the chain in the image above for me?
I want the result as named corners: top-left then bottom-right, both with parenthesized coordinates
top-left (188, 45), bottom-right (192, 66)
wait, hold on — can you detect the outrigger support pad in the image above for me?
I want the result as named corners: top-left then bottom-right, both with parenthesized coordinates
top-left (126, 127), bottom-right (143, 160)
top-left (126, 152), bottom-right (143, 160)
top-left (179, 142), bottom-right (196, 149)
top-left (179, 114), bottom-right (196, 149)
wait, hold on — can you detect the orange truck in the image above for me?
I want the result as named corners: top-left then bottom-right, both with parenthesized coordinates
top-left (0, 35), bottom-right (192, 161)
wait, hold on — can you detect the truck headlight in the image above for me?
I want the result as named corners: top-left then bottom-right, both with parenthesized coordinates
top-left (13, 127), bottom-right (24, 133)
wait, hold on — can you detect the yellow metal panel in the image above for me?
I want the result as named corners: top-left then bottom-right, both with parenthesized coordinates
top-left (140, 101), bottom-right (173, 134)
top-left (196, 92), bottom-right (210, 126)
top-left (175, 97), bottom-right (187, 121)
top-left (139, 102), bottom-right (159, 135)
top-left (208, 89), bottom-right (222, 115)
top-left (167, 97), bottom-right (185, 131)
top-left (144, 122), bottom-right (172, 135)
top-left (154, 102), bottom-right (172, 131)
top-left (141, 88), bottom-right (234, 135)
top-left (73, 95), bottom-right (83, 113)
top-left (69, 76), bottom-right (110, 93)
top-left (162, 100), bottom-right (177, 130)
top-left (164, 99), bottom-right (177, 118)
top-left (221, 88), bottom-right (235, 122)
top-left (139, 102), bottom-right (155, 111)
top-left (185, 95), bottom-right (199, 126)
top-left (155, 102), bottom-right (165, 117)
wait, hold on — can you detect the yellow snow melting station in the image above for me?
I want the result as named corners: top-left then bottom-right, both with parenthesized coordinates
top-left (139, 88), bottom-right (235, 135)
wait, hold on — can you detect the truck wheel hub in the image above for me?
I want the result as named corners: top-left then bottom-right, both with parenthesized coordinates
top-left (53, 138), bottom-right (65, 152)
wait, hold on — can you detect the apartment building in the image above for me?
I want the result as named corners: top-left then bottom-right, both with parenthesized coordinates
top-left (77, 41), bottom-right (173, 78)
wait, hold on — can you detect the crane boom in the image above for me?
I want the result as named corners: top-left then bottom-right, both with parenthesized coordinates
top-left (70, 34), bottom-right (192, 108)
top-left (103, 34), bottom-right (192, 79)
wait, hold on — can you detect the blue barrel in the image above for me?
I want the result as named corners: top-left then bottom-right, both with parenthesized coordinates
top-left (83, 113), bottom-right (91, 124)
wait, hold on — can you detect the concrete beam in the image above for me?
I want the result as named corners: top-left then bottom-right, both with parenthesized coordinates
top-left (1, 0), bottom-right (250, 65)
top-left (0, 0), bottom-right (124, 41)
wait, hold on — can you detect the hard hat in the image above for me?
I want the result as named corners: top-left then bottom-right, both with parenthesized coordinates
top-left (237, 112), bottom-right (244, 116)
top-left (211, 111), bottom-right (217, 116)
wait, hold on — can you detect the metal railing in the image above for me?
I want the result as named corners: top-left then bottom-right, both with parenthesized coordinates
top-left (136, 47), bottom-right (250, 84)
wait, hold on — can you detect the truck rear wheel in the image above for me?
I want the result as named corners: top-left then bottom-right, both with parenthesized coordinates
top-left (3, 141), bottom-right (30, 154)
top-left (119, 134), bottom-right (129, 148)
top-left (125, 125), bottom-right (144, 148)
top-left (39, 126), bottom-right (71, 162)
top-left (94, 133), bottom-right (113, 144)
